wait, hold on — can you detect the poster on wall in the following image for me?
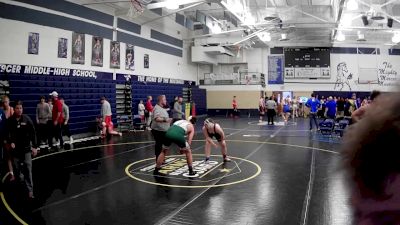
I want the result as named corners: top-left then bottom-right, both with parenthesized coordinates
top-left (144, 54), bottom-right (149, 68)
top-left (91, 37), bottom-right (103, 67)
top-left (110, 41), bottom-right (120, 68)
top-left (125, 44), bottom-right (134, 70)
top-left (57, 38), bottom-right (68, 58)
top-left (268, 55), bottom-right (284, 84)
top-left (28, 32), bottom-right (39, 55)
top-left (72, 32), bottom-right (85, 64)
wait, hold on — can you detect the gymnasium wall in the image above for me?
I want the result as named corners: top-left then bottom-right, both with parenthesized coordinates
top-left (207, 91), bottom-right (259, 109)
top-left (0, 0), bottom-right (198, 81)
top-left (201, 46), bottom-right (400, 92)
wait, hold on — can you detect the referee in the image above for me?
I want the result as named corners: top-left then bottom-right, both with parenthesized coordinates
top-left (151, 95), bottom-right (171, 162)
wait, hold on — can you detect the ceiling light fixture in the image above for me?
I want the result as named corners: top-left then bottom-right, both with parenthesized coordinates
top-left (336, 31), bottom-right (345, 41)
top-left (210, 22), bottom-right (222, 34)
top-left (357, 31), bottom-right (366, 41)
top-left (165, 0), bottom-right (179, 10)
top-left (279, 33), bottom-right (288, 41)
top-left (392, 33), bottom-right (400, 43)
top-left (341, 14), bottom-right (353, 27)
top-left (257, 32), bottom-right (271, 42)
top-left (346, 0), bottom-right (358, 11)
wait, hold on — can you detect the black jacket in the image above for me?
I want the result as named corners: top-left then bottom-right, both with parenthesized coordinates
top-left (8, 114), bottom-right (37, 155)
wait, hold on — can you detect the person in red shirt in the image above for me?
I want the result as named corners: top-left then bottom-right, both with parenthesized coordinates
top-left (145, 96), bottom-right (153, 130)
top-left (49, 91), bottom-right (64, 149)
top-left (232, 96), bottom-right (238, 118)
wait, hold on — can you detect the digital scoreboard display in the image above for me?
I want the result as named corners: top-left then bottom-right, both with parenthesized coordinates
top-left (284, 47), bottom-right (331, 79)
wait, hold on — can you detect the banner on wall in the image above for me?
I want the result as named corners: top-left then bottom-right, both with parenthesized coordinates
top-left (91, 37), bottom-right (103, 67)
top-left (57, 38), bottom-right (67, 58)
top-left (110, 41), bottom-right (120, 68)
top-left (0, 64), bottom-right (104, 79)
top-left (268, 56), bottom-right (284, 84)
top-left (72, 32), bottom-right (85, 64)
top-left (28, 32), bottom-right (39, 55)
top-left (144, 54), bottom-right (149, 68)
top-left (125, 44), bottom-right (135, 71)
top-left (135, 75), bottom-right (185, 84)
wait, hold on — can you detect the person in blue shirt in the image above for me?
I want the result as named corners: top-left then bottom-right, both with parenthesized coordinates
top-left (306, 93), bottom-right (321, 130)
top-left (325, 96), bottom-right (337, 119)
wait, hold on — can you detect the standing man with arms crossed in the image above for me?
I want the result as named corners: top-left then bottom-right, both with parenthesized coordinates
top-left (151, 95), bottom-right (171, 162)
top-left (266, 96), bottom-right (277, 125)
top-left (145, 96), bottom-right (154, 130)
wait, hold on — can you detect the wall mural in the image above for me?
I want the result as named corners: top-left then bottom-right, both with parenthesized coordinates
top-left (334, 62), bottom-right (354, 91)
top-left (378, 61), bottom-right (398, 87)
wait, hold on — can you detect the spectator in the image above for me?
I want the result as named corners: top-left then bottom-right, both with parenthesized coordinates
top-left (291, 96), bottom-right (299, 119)
top-left (7, 101), bottom-right (38, 199)
top-left (1, 96), bottom-right (14, 179)
top-left (36, 96), bottom-right (51, 146)
top-left (306, 93), bottom-right (321, 131)
top-left (0, 106), bottom-right (6, 166)
top-left (60, 97), bottom-right (73, 144)
top-left (336, 97), bottom-right (345, 118)
top-left (352, 91), bottom-right (381, 123)
top-left (325, 96), bottom-right (337, 119)
top-left (344, 98), bottom-right (351, 117)
top-left (258, 96), bottom-right (265, 123)
top-left (138, 100), bottom-right (145, 123)
top-left (232, 96), bottom-right (238, 118)
top-left (145, 96), bottom-right (154, 130)
top-left (2, 95), bottom-right (14, 119)
top-left (282, 97), bottom-right (291, 123)
top-left (46, 98), bottom-right (53, 148)
top-left (100, 97), bottom-right (122, 138)
top-left (151, 95), bottom-right (171, 162)
top-left (172, 96), bottom-right (183, 123)
top-left (318, 97), bottom-right (326, 118)
top-left (49, 91), bottom-right (64, 149)
top-left (342, 91), bottom-right (400, 224)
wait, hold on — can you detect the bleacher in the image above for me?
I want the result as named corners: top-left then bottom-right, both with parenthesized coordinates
top-left (131, 80), bottom-right (186, 115)
top-left (1, 72), bottom-right (207, 136)
top-left (7, 74), bottom-right (116, 135)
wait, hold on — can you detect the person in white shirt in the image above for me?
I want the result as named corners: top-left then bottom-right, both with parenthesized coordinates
top-left (258, 96), bottom-right (265, 123)
top-left (138, 100), bottom-right (145, 123)
top-left (291, 96), bottom-right (299, 119)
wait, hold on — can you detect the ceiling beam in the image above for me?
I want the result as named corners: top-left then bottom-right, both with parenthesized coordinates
top-left (141, 1), bottom-right (206, 25)
top-left (146, 0), bottom-right (207, 10)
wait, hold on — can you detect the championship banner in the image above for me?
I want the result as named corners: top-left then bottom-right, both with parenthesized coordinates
top-left (268, 55), bottom-right (284, 84)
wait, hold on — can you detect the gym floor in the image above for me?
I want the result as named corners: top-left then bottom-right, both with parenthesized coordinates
top-left (1, 117), bottom-right (352, 225)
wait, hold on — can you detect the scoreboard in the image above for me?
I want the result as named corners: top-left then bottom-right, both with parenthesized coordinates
top-left (284, 47), bottom-right (331, 79)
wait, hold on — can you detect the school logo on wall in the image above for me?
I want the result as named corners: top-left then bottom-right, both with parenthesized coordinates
top-left (334, 62), bottom-right (354, 91)
top-left (125, 154), bottom-right (261, 188)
